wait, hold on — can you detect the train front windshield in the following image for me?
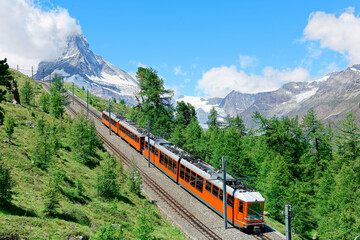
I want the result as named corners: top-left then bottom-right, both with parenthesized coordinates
top-left (247, 202), bottom-right (264, 220)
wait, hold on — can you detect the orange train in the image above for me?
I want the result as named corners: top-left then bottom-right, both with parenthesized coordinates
top-left (102, 111), bottom-right (265, 233)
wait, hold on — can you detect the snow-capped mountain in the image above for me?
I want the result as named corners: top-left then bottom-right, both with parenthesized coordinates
top-left (178, 66), bottom-right (360, 128)
top-left (34, 34), bottom-right (139, 105)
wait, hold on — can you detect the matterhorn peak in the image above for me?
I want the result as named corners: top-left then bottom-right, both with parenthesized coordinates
top-left (34, 33), bottom-right (139, 105)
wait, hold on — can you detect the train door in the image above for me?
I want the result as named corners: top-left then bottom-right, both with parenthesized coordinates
top-left (140, 138), bottom-right (144, 152)
top-left (235, 200), bottom-right (244, 225)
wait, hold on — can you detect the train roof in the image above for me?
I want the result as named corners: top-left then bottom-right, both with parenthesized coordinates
top-left (103, 111), bottom-right (147, 137)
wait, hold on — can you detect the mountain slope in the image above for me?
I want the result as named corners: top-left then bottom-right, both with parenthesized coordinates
top-left (34, 34), bottom-right (139, 105)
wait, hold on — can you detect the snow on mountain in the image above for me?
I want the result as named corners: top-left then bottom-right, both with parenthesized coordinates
top-left (34, 34), bottom-right (139, 105)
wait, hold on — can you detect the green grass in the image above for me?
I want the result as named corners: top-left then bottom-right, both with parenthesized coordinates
top-left (0, 71), bottom-right (185, 240)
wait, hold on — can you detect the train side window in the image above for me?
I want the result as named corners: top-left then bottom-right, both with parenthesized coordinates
top-left (205, 181), bottom-right (212, 192)
top-left (185, 168), bottom-right (190, 182)
top-left (239, 201), bottom-right (244, 213)
top-left (219, 189), bottom-right (223, 199)
top-left (180, 165), bottom-right (185, 179)
top-left (145, 141), bottom-right (148, 149)
top-left (196, 175), bottom-right (204, 192)
top-left (190, 171), bottom-right (196, 187)
top-left (168, 157), bottom-right (172, 171)
top-left (165, 155), bottom-right (169, 168)
top-left (212, 185), bottom-right (219, 198)
top-left (172, 160), bottom-right (177, 174)
top-left (227, 194), bottom-right (234, 208)
top-left (155, 148), bottom-right (158, 156)
top-left (160, 152), bottom-right (164, 165)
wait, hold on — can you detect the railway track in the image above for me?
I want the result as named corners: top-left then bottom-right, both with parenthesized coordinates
top-left (48, 82), bottom-right (223, 240)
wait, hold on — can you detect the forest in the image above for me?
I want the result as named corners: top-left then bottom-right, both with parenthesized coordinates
top-left (127, 67), bottom-right (360, 239)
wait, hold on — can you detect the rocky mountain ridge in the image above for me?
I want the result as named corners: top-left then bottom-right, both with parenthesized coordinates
top-left (179, 66), bottom-right (360, 128)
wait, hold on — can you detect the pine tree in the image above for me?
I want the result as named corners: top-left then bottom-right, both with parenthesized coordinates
top-left (175, 101), bottom-right (196, 126)
top-left (43, 174), bottom-right (60, 217)
top-left (0, 58), bottom-right (12, 103)
top-left (207, 107), bottom-right (219, 129)
top-left (0, 157), bottom-right (14, 205)
top-left (32, 119), bottom-right (53, 169)
top-left (96, 154), bottom-right (119, 199)
top-left (336, 112), bottom-right (360, 162)
top-left (136, 67), bottom-right (174, 135)
top-left (4, 115), bottom-right (15, 143)
top-left (39, 92), bottom-right (50, 112)
top-left (49, 74), bottom-right (68, 118)
top-left (20, 80), bottom-right (33, 104)
top-left (69, 114), bottom-right (101, 166)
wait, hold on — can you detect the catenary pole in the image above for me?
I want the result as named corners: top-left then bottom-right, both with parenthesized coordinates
top-left (222, 156), bottom-right (227, 229)
top-left (42, 69), bottom-right (44, 82)
top-left (86, 89), bottom-right (89, 116)
top-left (31, 66), bottom-right (33, 79)
top-left (108, 100), bottom-right (111, 135)
top-left (72, 82), bottom-right (74, 105)
top-left (285, 205), bottom-right (291, 240)
top-left (148, 120), bottom-right (150, 167)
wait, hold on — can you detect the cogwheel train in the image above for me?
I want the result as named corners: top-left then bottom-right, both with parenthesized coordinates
top-left (102, 111), bottom-right (265, 233)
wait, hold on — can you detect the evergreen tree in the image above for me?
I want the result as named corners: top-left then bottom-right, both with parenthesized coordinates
top-left (20, 80), bottom-right (33, 104)
top-left (175, 101), bottom-right (196, 126)
top-left (183, 117), bottom-right (205, 159)
top-left (0, 58), bottom-right (12, 103)
top-left (96, 154), bottom-right (119, 199)
top-left (136, 67), bottom-right (174, 135)
top-left (68, 114), bottom-right (101, 166)
top-left (4, 115), bottom-right (15, 143)
top-left (39, 92), bottom-right (50, 112)
top-left (49, 74), bottom-right (68, 118)
top-left (43, 174), bottom-right (60, 217)
top-left (0, 157), bottom-right (14, 205)
top-left (32, 119), bottom-right (53, 170)
top-left (336, 112), bottom-right (360, 162)
top-left (207, 107), bottom-right (220, 129)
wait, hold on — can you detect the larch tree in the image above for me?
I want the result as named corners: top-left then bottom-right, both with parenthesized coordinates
top-left (136, 67), bottom-right (174, 135)
top-left (20, 80), bottom-right (33, 104)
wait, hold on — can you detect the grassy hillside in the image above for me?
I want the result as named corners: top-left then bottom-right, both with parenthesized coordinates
top-left (0, 71), bottom-right (185, 239)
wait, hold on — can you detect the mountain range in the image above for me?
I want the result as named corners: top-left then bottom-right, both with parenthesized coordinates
top-left (179, 66), bottom-right (360, 128)
top-left (34, 33), bottom-right (360, 128)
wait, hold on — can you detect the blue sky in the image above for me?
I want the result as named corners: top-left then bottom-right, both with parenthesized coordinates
top-left (2, 0), bottom-right (360, 98)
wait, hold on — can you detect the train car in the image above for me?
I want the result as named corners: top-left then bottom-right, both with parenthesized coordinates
top-left (102, 111), bottom-right (146, 152)
top-left (143, 137), bottom-right (180, 181)
top-left (102, 110), bottom-right (265, 232)
top-left (151, 140), bottom-right (265, 232)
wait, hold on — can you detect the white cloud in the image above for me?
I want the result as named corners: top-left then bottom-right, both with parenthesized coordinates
top-left (184, 78), bottom-right (191, 83)
top-left (137, 62), bottom-right (147, 68)
top-left (239, 55), bottom-right (258, 68)
top-left (174, 65), bottom-right (187, 76)
top-left (197, 65), bottom-right (309, 98)
top-left (303, 7), bottom-right (360, 65)
top-left (0, 0), bottom-right (81, 68)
